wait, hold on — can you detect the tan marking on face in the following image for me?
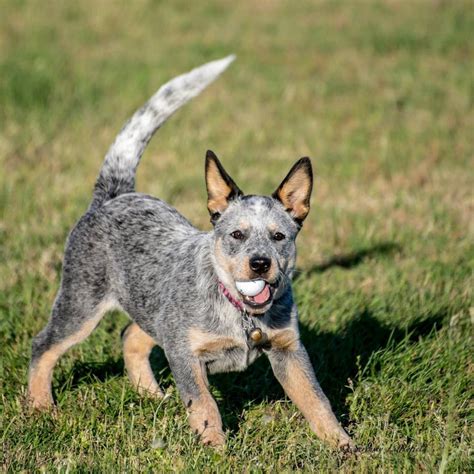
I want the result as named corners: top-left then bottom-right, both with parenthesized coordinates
top-left (280, 357), bottom-right (351, 448)
top-left (214, 238), bottom-right (279, 299)
top-left (188, 327), bottom-right (244, 357)
top-left (248, 266), bottom-right (279, 283)
top-left (206, 159), bottom-right (233, 215)
top-left (28, 299), bottom-right (116, 410)
top-left (237, 255), bottom-right (252, 281)
top-left (123, 323), bottom-right (163, 398)
top-left (215, 238), bottom-right (278, 286)
top-left (234, 255), bottom-right (279, 283)
top-left (187, 362), bottom-right (225, 447)
top-left (214, 238), bottom-right (237, 275)
top-left (268, 328), bottom-right (299, 352)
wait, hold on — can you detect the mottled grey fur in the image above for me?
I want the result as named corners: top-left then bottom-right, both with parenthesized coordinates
top-left (28, 56), bottom-right (354, 450)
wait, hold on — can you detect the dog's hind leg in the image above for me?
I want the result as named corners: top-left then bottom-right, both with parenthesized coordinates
top-left (122, 323), bottom-right (164, 398)
top-left (28, 293), bottom-right (115, 409)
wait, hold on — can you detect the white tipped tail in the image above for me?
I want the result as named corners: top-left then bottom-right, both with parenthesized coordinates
top-left (90, 55), bottom-right (235, 209)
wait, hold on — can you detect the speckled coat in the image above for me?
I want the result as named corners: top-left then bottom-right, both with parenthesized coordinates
top-left (28, 56), bottom-right (354, 451)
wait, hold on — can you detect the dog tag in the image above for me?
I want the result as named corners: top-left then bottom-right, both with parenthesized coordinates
top-left (248, 328), bottom-right (269, 349)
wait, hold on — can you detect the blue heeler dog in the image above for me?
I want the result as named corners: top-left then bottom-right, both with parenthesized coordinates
top-left (28, 55), bottom-right (354, 450)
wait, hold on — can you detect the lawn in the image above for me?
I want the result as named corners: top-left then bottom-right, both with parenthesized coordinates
top-left (0, 1), bottom-right (472, 471)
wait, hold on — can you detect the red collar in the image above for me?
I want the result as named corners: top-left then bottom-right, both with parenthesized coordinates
top-left (218, 281), bottom-right (244, 312)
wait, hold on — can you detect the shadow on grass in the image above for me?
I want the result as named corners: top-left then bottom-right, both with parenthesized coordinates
top-left (60, 309), bottom-right (444, 435)
top-left (294, 241), bottom-right (402, 278)
top-left (211, 309), bottom-right (444, 433)
top-left (60, 358), bottom-right (125, 390)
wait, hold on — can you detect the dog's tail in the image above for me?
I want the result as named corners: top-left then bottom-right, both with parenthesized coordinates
top-left (89, 55), bottom-right (235, 210)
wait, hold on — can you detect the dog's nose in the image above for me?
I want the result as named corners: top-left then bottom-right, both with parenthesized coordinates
top-left (249, 256), bottom-right (271, 274)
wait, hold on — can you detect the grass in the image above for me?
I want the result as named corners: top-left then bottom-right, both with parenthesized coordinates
top-left (0, 0), bottom-right (472, 471)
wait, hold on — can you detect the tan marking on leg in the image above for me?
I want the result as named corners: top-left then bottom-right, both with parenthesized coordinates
top-left (187, 363), bottom-right (225, 447)
top-left (28, 348), bottom-right (59, 409)
top-left (122, 323), bottom-right (163, 398)
top-left (28, 299), bottom-right (116, 410)
top-left (268, 328), bottom-right (299, 352)
top-left (188, 327), bottom-right (243, 357)
top-left (281, 357), bottom-right (353, 449)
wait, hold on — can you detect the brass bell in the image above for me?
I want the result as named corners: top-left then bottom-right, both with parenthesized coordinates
top-left (249, 328), bottom-right (263, 342)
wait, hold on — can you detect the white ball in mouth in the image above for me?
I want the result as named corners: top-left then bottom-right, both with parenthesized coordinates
top-left (235, 280), bottom-right (265, 297)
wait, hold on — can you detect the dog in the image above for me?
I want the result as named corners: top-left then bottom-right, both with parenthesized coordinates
top-left (27, 55), bottom-right (354, 451)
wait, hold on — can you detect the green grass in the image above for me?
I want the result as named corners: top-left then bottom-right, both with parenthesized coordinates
top-left (1, 1), bottom-right (473, 471)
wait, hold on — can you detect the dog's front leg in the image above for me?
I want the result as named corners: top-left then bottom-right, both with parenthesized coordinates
top-left (268, 343), bottom-right (355, 451)
top-left (167, 353), bottom-right (225, 447)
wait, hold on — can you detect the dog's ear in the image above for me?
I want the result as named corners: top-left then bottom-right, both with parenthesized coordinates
top-left (205, 150), bottom-right (243, 224)
top-left (272, 157), bottom-right (313, 225)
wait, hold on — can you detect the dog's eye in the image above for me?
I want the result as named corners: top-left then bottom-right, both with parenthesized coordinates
top-left (273, 232), bottom-right (286, 241)
top-left (230, 230), bottom-right (245, 240)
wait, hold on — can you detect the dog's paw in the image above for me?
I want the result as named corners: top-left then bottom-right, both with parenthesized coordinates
top-left (188, 398), bottom-right (225, 448)
top-left (337, 435), bottom-right (357, 455)
top-left (136, 384), bottom-right (165, 399)
top-left (190, 415), bottom-right (226, 448)
top-left (27, 392), bottom-right (55, 412)
top-left (200, 428), bottom-right (226, 448)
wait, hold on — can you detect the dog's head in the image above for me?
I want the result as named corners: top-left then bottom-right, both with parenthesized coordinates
top-left (206, 150), bottom-right (312, 315)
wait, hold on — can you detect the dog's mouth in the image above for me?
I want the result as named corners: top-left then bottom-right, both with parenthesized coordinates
top-left (235, 279), bottom-right (275, 310)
